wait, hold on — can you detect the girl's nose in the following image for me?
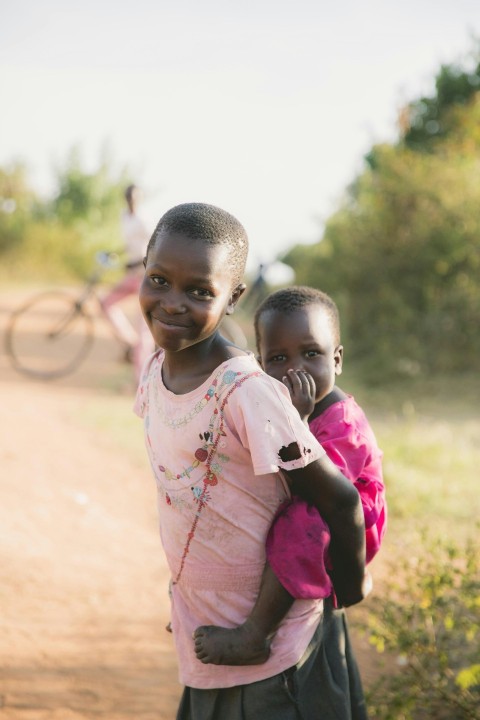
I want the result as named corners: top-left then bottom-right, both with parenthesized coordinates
top-left (161, 290), bottom-right (187, 314)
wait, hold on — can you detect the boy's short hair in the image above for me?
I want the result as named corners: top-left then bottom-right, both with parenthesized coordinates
top-left (254, 285), bottom-right (341, 349)
top-left (147, 203), bottom-right (248, 286)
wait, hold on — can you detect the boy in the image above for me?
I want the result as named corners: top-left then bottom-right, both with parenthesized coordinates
top-left (195, 286), bottom-right (385, 684)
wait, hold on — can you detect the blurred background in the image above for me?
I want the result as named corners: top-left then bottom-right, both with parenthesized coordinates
top-left (1, 2), bottom-right (479, 719)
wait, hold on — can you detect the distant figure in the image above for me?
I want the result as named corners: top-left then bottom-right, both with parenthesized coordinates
top-left (101, 184), bottom-right (154, 381)
top-left (243, 263), bottom-right (268, 311)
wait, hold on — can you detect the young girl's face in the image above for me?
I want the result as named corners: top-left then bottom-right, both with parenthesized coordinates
top-left (258, 305), bottom-right (343, 403)
top-left (140, 230), bottom-right (243, 353)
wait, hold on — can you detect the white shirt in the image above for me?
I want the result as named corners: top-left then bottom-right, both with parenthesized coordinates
top-left (121, 210), bottom-right (151, 264)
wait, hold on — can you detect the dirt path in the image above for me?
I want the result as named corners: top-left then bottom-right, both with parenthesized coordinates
top-left (0, 289), bottom-right (387, 720)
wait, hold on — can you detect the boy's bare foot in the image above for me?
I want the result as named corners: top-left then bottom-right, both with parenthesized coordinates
top-left (193, 622), bottom-right (271, 665)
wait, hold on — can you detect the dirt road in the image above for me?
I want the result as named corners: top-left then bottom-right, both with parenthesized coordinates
top-left (1, 289), bottom-right (182, 719)
top-left (0, 288), bottom-right (384, 720)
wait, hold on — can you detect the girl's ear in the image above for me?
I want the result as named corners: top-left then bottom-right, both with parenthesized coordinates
top-left (226, 283), bottom-right (247, 314)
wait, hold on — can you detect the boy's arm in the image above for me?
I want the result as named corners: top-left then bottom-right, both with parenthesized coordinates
top-left (284, 455), bottom-right (367, 607)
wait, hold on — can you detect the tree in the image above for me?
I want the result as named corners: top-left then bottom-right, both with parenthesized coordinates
top-left (52, 144), bottom-right (131, 251)
top-left (283, 53), bottom-right (480, 380)
top-left (401, 52), bottom-right (480, 152)
top-left (0, 162), bottom-right (37, 254)
top-left (0, 147), bottom-right (134, 281)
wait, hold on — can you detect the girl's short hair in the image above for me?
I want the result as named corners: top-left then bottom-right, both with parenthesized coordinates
top-left (147, 203), bottom-right (248, 286)
top-left (254, 285), bottom-right (341, 350)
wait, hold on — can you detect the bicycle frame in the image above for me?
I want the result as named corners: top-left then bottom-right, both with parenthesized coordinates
top-left (5, 251), bottom-right (120, 380)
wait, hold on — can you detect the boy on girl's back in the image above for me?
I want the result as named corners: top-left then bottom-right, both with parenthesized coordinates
top-left (195, 286), bottom-right (386, 716)
top-left (135, 203), bottom-right (368, 719)
top-left (256, 286), bottom-right (386, 573)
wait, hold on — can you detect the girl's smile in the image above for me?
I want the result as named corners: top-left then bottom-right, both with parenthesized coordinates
top-left (140, 230), bottom-right (242, 355)
top-left (150, 315), bottom-right (193, 329)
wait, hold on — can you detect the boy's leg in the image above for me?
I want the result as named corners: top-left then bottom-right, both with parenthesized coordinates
top-left (193, 498), bottom-right (332, 666)
top-left (186, 620), bottom-right (358, 720)
top-left (266, 498), bottom-right (333, 599)
top-left (193, 562), bottom-right (294, 666)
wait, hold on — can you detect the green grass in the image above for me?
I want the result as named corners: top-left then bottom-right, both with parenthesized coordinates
top-left (346, 372), bottom-right (480, 544)
top-left (379, 418), bottom-right (479, 527)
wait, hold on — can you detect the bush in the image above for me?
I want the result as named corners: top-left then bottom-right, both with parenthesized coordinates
top-left (364, 531), bottom-right (480, 719)
top-left (283, 53), bottom-right (480, 382)
top-left (0, 148), bottom-right (131, 284)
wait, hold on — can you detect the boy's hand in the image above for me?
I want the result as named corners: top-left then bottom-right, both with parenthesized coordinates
top-left (331, 568), bottom-right (372, 608)
top-left (282, 369), bottom-right (316, 423)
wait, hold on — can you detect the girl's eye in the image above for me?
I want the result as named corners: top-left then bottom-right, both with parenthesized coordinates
top-left (306, 350), bottom-right (320, 358)
top-left (191, 288), bottom-right (213, 298)
top-left (269, 354), bottom-right (287, 363)
top-left (151, 276), bottom-right (167, 286)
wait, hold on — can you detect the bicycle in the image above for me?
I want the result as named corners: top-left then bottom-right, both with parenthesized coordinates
top-left (5, 251), bottom-right (122, 380)
top-left (5, 252), bottom-right (250, 381)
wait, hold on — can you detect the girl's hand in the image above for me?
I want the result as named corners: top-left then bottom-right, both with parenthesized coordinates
top-left (282, 369), bottom-right (316, 423)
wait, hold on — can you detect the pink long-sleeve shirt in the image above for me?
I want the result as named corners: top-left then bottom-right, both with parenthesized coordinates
top-left (266, 393), bottom-right (386, 600)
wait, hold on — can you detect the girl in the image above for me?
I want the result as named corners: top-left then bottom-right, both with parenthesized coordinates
top-left (134, 203), bottom-right (367, 719)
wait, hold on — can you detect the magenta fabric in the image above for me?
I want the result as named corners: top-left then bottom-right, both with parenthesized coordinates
top-left (266, 499), bottom-right (333, 599)
top-left (266, 395), bottom-right (386, 599)
top-left (310, 396), bottom-right (386, 564)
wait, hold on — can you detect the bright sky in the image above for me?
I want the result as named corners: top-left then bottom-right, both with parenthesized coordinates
top-left (1, 0), bottom-right (480, 268)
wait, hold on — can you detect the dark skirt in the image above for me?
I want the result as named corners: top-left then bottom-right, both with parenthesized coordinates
top-left (176, 596), bottom-right (368, 720)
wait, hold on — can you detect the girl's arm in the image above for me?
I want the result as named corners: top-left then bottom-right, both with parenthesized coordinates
top-left (285, 455), bottom-right (367, 607)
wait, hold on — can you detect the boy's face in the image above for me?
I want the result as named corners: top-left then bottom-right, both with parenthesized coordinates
top-left (258, 305), bottom-right (343, 403)
top-left (140, 230), bottom-right (244, 353)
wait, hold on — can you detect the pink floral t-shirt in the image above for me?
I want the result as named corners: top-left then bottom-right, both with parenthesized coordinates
top-left (134, 350), bottom-right (326, 689)
top-left (310, 396), bottom-right (386, 564)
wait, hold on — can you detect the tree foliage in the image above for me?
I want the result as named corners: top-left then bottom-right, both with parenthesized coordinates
top-left (283, 50), bottom-right (480, 380)
top-left (401, 57), bottom-right (480, 152)
top-left (0, 147), bottom-right (132, 281)
top-left (53, 146), bottom-right (129, 236)
top-left (0, 162), bottom-right (37, 254)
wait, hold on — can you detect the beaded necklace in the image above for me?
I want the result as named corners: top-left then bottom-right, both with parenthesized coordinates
top-left (172, 369), bottom-right (261, 585)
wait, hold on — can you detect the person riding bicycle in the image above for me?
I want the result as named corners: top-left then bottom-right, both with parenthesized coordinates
top-left (101, 184), bottom-right (154, 381)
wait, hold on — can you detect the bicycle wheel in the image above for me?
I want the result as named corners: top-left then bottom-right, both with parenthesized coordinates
top-left (5, 291), bottom-right (95, 379)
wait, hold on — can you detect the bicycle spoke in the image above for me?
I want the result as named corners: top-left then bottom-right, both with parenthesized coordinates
top-left (5, 292), bottom-right (94, 379)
